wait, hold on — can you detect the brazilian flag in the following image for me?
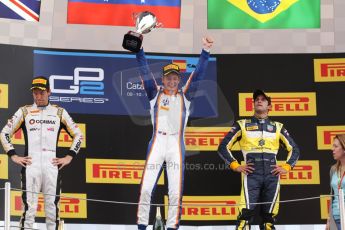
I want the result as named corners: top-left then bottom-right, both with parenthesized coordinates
top-left (208, 0), bottom-right (320, 29)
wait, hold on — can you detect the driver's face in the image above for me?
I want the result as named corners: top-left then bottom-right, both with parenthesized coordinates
top-left (162, 73), bottom-right (180, 91)
top-left (254, 95), bottom-right (270, 113)
top-left (32, 88), bottom-right (50, 106)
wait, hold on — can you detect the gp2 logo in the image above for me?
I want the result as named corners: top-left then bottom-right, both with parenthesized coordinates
top-left (50, 68), bottom-right (104, 95)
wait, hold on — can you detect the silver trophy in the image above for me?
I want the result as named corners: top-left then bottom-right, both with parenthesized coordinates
top-left (122, 11), bottom-right (158, 52)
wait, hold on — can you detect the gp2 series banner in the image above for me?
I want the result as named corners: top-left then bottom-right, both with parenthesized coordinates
top-left (34, 50), bottom-right (217, 117)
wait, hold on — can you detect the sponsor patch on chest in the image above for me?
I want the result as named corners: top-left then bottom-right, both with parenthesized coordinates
top-left (160, 98), bottom-right (170, 111)
top-left (267, 125), bottom-right (274, 132)
top-left (246, 124), bottom-right (259, 131)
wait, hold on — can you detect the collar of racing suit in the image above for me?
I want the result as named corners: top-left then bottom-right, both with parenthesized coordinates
top-left (251, 116), bottom-right (270, 124)
top-left (33, 102), bottom-right (50, 109)
top-left (163, 88), bottom-right (179, 95)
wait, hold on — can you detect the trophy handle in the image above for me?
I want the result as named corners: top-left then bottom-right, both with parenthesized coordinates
top-left (141, 21), bottom-right (161, 33)
top-left (132, 12), bottom-right (139, 21)
top-left (156, 22), bottom-right (163, 29)
top-left (146, 22), bottom-right (161, 33)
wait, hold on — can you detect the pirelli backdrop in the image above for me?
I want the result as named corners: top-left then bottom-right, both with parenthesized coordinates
top-left (0, 44), bottom-right (344, 226)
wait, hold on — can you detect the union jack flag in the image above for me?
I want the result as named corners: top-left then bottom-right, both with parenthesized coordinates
top-left (0, 0), bottom-right (41, 22)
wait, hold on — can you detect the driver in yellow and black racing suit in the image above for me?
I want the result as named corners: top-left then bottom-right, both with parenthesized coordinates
top-left (218, 89), bottom-right (300, 230)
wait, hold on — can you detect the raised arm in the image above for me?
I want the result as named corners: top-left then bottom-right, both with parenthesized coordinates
top-left (183, 37), bottom-right (213, 96)
top-left (136, 48), bottom-right (158, 100)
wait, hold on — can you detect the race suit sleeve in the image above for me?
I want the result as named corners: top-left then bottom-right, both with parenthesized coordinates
top-left (279, 126), bottom-right (300, 171)
top-left (182, 49), bottom-right (210, 100)
top-left (136, 48), bottom-right (158, 101)
top-left (217, 122), bottom-right (242, 170)
top-left (0, 108), bottom-right (24, 157)
top-left (60, 109), bottom-right (83, 157)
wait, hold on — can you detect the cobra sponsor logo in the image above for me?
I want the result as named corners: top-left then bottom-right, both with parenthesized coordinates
top-left (320, 195), bottom-right (331, 220)
top-left (29, 119), bottom-right (56, 125)
top-left (49, 67), bottom-right (109, 104)
top-left (317, 126), bottom-right (345, 150)
top-left (279, 160), bottom-right (320, 185)
top-left (12, 123), bottom-right (86, 148)
top-left (0, 154), bottom-right (8, 179)
top-left (314, 58), bottom-right (345, 82)
top-left (30, 110), bottom-right (40, 114)
top-left (164, 196), bottom-right (240, 221)
top-left (11, 191), bottom-right (87, 218)
top-left (86, 159), bottom-right (164, 185)
top-left (239, 92), bottom-right (317, 116)
top-left (0, 84), bottom-right (9, 109)
top-left (185, 127), bottom-right (240, 151)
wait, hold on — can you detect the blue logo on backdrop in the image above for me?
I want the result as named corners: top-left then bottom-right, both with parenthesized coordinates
top-left (34, 50), bottom-right (217, 117)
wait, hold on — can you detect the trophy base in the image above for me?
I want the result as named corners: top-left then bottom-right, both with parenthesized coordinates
top-left (122, 31), bottom-right (143, 53)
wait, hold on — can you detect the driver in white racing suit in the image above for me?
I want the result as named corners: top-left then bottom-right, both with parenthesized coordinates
top-left (0, 76), bottom-right (83, 230)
